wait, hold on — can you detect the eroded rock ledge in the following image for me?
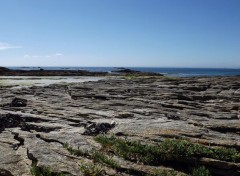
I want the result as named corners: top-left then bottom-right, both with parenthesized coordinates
top-left (0, 76), bottom-right (239, 176)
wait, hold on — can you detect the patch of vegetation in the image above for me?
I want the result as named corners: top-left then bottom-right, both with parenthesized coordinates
top-left (159, 138), bottom-right (240, 162)
top-left (30, 164), bottom-right (65, 176)
top-left (64, 143), bottom-right (120, 170)
top-left (79, 161), bottom-right (105, 176)
top-left (95, 135), bottom-right (240, 164)
top-left (63, 143), bottom-right (89, 157)
top-left (64, 142), bottom-right (157, 175)
top-left (123, 75), bottom-right (142, 80)
top-left (92, 150), bottom-right (120, 169)
top-left (147, 169), bottom-right (179, 176)
top-left (192, 166), bottom-right (211, 176)
top-left (63, 139), bottom-right (227, 176)
top-left (210, 147), bottom-right (240, 162)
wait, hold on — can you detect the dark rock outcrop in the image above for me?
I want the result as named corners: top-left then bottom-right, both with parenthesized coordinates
top-left (83, 121), bottom-right (116, 136)
top-left (0, 66), bottom-right (10, 72)
top-left (0, 114), bottom-right (24, 132)
top-left (10, 98), bottom-right (27, 107)
top-left (113, 67), bottom-right (163, 76)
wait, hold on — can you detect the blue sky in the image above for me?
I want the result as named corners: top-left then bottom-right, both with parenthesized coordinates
top-left (0, 0), bottom-right (239, 68)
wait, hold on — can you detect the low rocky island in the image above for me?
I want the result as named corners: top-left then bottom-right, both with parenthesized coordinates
top-left (0, 66), bottom-right (108, 76)
top-left (0, 67), bottom-right (239, 176)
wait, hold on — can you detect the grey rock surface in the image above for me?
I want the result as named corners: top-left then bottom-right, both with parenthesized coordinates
top-left (0, 76), bottom-right (239, 175)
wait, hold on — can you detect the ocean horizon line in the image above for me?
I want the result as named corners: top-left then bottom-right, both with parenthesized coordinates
top-left (3, 66), bottom-right (240, 77)
top-left (4, 66), bottom-right (240, 69)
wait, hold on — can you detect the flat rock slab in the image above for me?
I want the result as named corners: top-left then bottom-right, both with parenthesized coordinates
top-left (0, 76), bottom-right (239, 175)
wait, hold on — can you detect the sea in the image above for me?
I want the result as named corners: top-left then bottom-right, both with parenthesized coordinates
top-left (8, 67), bottom-right (240, 77)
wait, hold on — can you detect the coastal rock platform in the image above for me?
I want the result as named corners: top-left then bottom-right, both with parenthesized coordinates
top-left (0, 75), bottom-right (239, 175)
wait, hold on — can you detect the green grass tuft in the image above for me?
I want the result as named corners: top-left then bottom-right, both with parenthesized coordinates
top-left (79, 161), bottom-right (105, 176)
top-left (147, 169), bottom-right (179, 176)
top-left (92, 151), bottom-right (120, 169)
top-left (63, 142), bottom-right (89, 157)
top-left (192, 166), bottom-right (211, 176)
top-left (30, 164), bottom-right (65, 176)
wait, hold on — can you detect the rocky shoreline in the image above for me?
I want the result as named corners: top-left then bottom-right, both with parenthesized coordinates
top-left (0, 67), bottom-right (161, 77)
top-left (0, 66), bottom-right (108, 76)
top-left (0, 68), bottom-right (239, 175)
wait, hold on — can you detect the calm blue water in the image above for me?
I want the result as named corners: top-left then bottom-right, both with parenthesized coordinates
top-left (8, 67), bottom-right (240, 77)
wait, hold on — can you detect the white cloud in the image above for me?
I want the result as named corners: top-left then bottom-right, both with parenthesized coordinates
top-left (0, 42), bottom-right (21, 50)
top-left (24, 53), bottom-right (64, 59)
top-left (54, 53), bottom-right (63, 56)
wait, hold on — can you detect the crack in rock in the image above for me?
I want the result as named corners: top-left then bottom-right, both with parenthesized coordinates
top-left (11, 132), bottom-right (24, 150)
top-left (35, 134), bottom-right (64, 145)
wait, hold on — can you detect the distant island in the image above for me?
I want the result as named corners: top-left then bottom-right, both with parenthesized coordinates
top-left (0, 66), bottom-right (162, 77)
